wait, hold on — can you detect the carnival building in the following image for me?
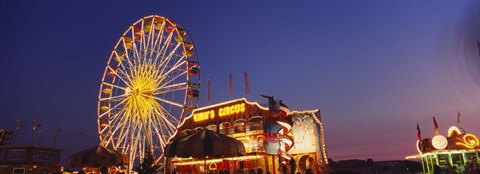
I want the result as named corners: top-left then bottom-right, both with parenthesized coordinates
top-left (407, 126), bottom-right (480, 174)
top-left (165, 98), bottom-right (329, 174)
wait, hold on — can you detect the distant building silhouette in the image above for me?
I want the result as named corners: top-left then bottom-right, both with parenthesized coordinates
top-left (0, 145), bottom-right (63, 174)
top-left (0, 127), bottom-right (63, 174)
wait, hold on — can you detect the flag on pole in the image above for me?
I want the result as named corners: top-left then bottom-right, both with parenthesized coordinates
top-left (244, 72), bottom-right (250, 95)
top-left (16, 120), bottom-right (22, 130)
top-left (457, 111), bottom-right (461, 124)
top-left (207, 79), bottom-right (211, 104)
top-left (417, 123), bottom-right (422, 140)
top-left (433, 116), bottom-right (439, 135)
top-left (33, 120), bottom-right (38, 130)
top-left (228, 73), bottom-right (232, 97)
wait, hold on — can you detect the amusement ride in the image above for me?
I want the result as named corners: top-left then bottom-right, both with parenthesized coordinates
top-left (96, 15), bottom-right (200, 168)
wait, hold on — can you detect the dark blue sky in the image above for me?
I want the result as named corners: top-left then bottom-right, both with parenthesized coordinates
top-left (1, 0), bottom-right (479, 162)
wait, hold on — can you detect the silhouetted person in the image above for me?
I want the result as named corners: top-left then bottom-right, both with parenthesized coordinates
top-left (257, 168), bottom-right (264, 174)
top-left (433, 165), bottom-right (442, 174)
top-left (281, 165), bottom-right (288, 174)
top-left (290, 158), bottom-right (296, 174)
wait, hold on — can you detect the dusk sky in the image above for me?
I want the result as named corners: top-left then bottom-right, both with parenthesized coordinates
top-left (1, 0), bottom-right (480, 163)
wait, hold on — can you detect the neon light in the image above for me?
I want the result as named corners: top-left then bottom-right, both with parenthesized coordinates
top-left (218, 103), bottom-right (245, 117)
top-left (191, 101), bottom-right (246, 122)
top-left (405, 155), bottom-right (419, 159)
top-left (432, 135), bottom-right (448, 150)
top-left (455, 133), bottom-right (479, 149)
top-left (172, 155), bottom-right (264, 165)
top-left (416, 140), bottom-right (422, 153)
top-left (447, 126), bottom-right (462, 137)
top-left (193, 110), bottom-right (215, 122)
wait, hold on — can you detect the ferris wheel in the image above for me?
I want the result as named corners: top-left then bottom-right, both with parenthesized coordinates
top-left (97, 15), bottom-right (200, 166)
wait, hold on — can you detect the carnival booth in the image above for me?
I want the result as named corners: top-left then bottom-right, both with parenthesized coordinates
top-left (67, 146), bottom-right (129, 174)
top-left (408, 126), bottom-right (480, 174)
top-left (165, 98), bottom-right (329, 174)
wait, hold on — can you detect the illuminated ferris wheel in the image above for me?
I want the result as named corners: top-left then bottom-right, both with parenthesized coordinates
top-left (97, 15), bottom-right (200, 165)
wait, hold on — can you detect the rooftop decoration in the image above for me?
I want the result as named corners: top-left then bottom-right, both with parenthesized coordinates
top-left (417, 126), bottom-right (479, 153)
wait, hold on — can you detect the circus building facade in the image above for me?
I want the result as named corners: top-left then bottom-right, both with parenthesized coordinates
top-left (165, 98), bottom-right (329, 174)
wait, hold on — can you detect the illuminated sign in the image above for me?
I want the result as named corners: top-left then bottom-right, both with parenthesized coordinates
top-left (193, 103), bottom-right (246, 122)
top-left (219, 103), bottom-right (245, 117)
top-left (193, 110), bottom-right (215, 122)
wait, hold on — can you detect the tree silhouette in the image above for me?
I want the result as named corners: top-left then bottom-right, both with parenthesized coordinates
top-left (136, 145), bottom-right (159, 174)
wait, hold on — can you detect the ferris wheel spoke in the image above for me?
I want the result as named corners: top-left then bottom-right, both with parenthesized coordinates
top-left (99, 94), bottom-right (129, 102)
top-left (144, 23), bottom-right (157, 62)
top-left (152, 51), bottom-right (184, 86)
top-left (113, 49), bottom-right (136, 82)
top-left (146, 21), bottom-right (156, 49)
top-left (119, 121), bottom-right (136, 150)
top-left (134, 30), bottom-right (149, 66)
top-left (144, 29), bottom-right (156, 62)
top-left (151, 117), bottom-right (168, 149)
top-left (105, 107), bottom-right (129, 133)
top-left (155, 32), bottom-right (174, 66)
top-left (156, 58), bottom-right (186, 84)
top-left (150, 23), bottom-right (166, 61)
top-left (102, 82), bottom-right (127, 91)
top-left (155, 65), bottom-right (185, 88)
top-left (154, 44), bottom-right (182, 78)
top-left (156, 42), bottom-right (182, 69)
top-left (98, 98), bottom-right (129, 118)
top-left (150, 103), bottom-right (178, 137)
top-left (113, 64), bottom-right (136, 86)
top-left (132, 42), bottom-right (143, 65)
top-left (119, 52), bottom-right (138, 81)
top-left (107, 70), bottom-right (134, 90)
top-left (151, 101), bottom-right (178, 130)
top-left (152, 82), bottom-right (187, 95)
top-left (148, 95), bottom-right (184, 108)
top-left (146, 103), bottom-right (170, 148)
top-left (140, 21), bottom-right (148, 59)
top-left (115, 114), bottom-right (135, 150)
top-left (130, 134), bottom-right (140, 161)
top-left (109, 107), bottom-right (129, 132)
top-left (155, 69), bottom-right (187, 89)
top-left (111, 122), bottom-right (127, 149)
top-left (105, 107), bottom-right (129, 146)
top-left (130, 30), bottom-right (144, 67)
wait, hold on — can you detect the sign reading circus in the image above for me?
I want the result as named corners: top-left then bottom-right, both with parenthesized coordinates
top-left (193, 102), bottom-right (246, 122)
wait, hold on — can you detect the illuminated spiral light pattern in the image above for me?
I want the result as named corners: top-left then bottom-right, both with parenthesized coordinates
top-left (275, 107), bottom-right (294, 167)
